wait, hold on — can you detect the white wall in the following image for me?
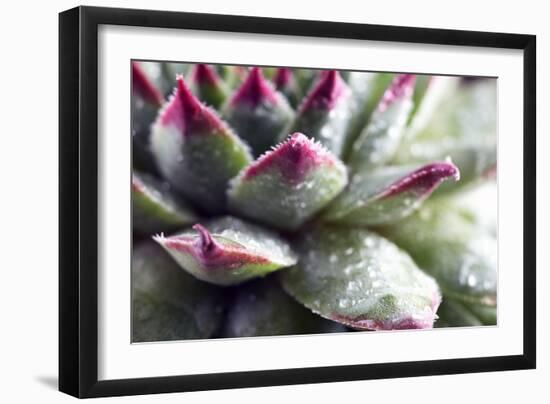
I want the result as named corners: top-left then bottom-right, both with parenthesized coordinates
top-left (0, 0), bottom-right (545, 402)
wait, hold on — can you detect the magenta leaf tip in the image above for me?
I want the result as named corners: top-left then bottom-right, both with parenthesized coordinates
top-left (274, 67), bottom-right (293, 90)
top-left (300, 70), bottom-right (349, 112)
top-left (192, 224), bottom-right (221, 257)
top-left (158, 75), bottom-right (227, 135)
top-left (192, 64), bottom-right (221, 86)
top-left (243, 132), bottom-right (336, 183)
top-left (231, 67), bottom-right (279, 107)
top-left (378, 73), bottom-right (416, 112)
top-left (132, 62), bottom-right (163, 106)
top-left (381, 160), bottom-right (460, 199)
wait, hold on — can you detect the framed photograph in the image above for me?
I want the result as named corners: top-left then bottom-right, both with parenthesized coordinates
top-left (59, 6), bottom-right (536, 398)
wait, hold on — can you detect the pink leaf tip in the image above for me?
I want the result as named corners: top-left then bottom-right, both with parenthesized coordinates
top-left (332, 291), bottom-right (441, 331)
top-left (300, 70), bottom-right (349, 112)
top-left (243, 132), bottom-right (336, 183)
top-left (231, 67), bottom-right (279, 107)
top-left (378, 74), bottom-right (416, 112)
top-left (192, 224), bottom-right (222, 258)
top-left (131, 173), bottom-right (145, 193)
top-left (159, 75), bottom-right (226, 135)
top-left (273, 67), bottom-right (293, 90)
top-left (176, 75), bottom-right (203, 119)
top-left (382, 160), bottom-right (460, 199)
top-left (192, 64), bottom-right (222, 86)
top-left (132, 62), bottom-right (163, 106)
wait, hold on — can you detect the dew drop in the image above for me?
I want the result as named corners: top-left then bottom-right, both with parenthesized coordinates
top-left (371, 280), bottom-right (382, 288)
top-left (467, 274), bottom-right (478, 287)
top-left (363, 237), bottom-right (375, 248)
top-left (338, 298), bottom-right (351, 309)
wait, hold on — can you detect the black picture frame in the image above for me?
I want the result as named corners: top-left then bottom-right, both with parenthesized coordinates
top-left (59, 5), bottom-right (536, 398)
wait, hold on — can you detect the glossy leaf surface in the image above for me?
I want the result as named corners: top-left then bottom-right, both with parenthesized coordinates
top-left (280, 226), bottom-right (441, 330)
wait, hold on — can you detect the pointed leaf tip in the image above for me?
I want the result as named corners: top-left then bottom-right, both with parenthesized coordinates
top-left (175, 74), bottom-right (203, 124)
top-left (159, 74), bottom-right (228, 135)
top-left (131, 63), bottom-right (164, 172)
top-left (378, 73), bottom-right (416, 112)
top-left (151, 76), bottom-right (252, 213)
top-left (301, 70), bottom-right (349, 111)
top-left (155, 217), bottom-right (297, 285)
top-left (193, 64), bottom-right (221, 86)
top-left (190, 64), bottom-right (228, 109)
top-left (288, 70), bottom-right (354, 157)
top-left (272, 67), bottom-right (301, 108)
top-left (349, 74), bottom-right (416, 170)
top-left (223, 68), bottom-right (294, 155)
top-left (228, 133), bottom-right (347, 230)
top-left (381, 160), bottom-right (460, 199)
top-left (324, 161), bottom-right (459, 226)
top-left (243, 132), bottom-right (339, 183)
top-left (192, 224), bottom-right (221, 257)
top-left (231, 67), bottom-right (279, 107)
top-left (274, 67), bottom-right (293, 90)
top-left (132, 62), bottom-right (163, 106)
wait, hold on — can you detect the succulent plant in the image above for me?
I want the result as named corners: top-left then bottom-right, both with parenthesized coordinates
top-left (131, 61), bottom-right (497, 342)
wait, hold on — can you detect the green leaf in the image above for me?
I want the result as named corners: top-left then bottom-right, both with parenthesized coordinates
top-left (215, 65), bottom-right (248, 89)
top-left (412, 79), bottom-right (496, 144)
top-left (137, 61), bottom-right (192, 98)
top-left (465, 302), bottom-right (497, 325)
top-left (228, 133), bottom-right (348, 231)
top-left (341, 71), bottom-right (377, 156)
top-left (359, 72), bottom-right (395, 125)
top-left (293, 68), bottom-right (318, 94)
top-left (280, 226), bottom-right (441, 330)
top-left (378, 199), bottom-right (497, 307)
top-left (132, 172), bottom-right (198, 235)
top-left (287, 70), bottom-right (355, 157)
top-left (435, 298), bottom-right (496, 328)
top-left (393, 79), bottom-right (496, 193)
top-left (408, 75), bottom-right (432, 125)
top-left (150, 75), bottom-right (252, 213)
top-left (435, 299), bottom-right (483, 328)
top-left (131, 62), bottom-right (164, 174)
top-left (341, 72), bottom-right (395, 160)
top-left (154, 216), bottom-right (297, 286)
top-left (453, 182), bottom-right (497, 236)
top-left (273, 67), bottom-right (302, 108)
top-left (222, 278), bottom-right (347, 337)
top-left (323, 161), bottom-right (459, 225)
top-left (224, 67), bottom-right (294, 156)
top-left (132, 241), bottom-right (223, 342)
top-left (189, 64), bottom-right (229, 109)
top-left (348, 74), bottom-right (416, 171)
top-left (405, 76), bottom-right (458, 138)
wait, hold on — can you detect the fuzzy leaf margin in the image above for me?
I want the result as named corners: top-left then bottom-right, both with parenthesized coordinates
top-left (154, 217), bottom-right (297, 286)
top-left (323, 160), bottom-right (460, 225)
top-left (228, 132), bottom-right (348, 231)
top-left (132, 241), bottom-right (223, 342)
top-left (280, 226), bottom-right (441, 330)
top-left (132, 172), bottom-right (198, 235)
top-left (379, 199), bottom-right (497, 307)
top-left (150, 75), bottom-right (252, 213)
